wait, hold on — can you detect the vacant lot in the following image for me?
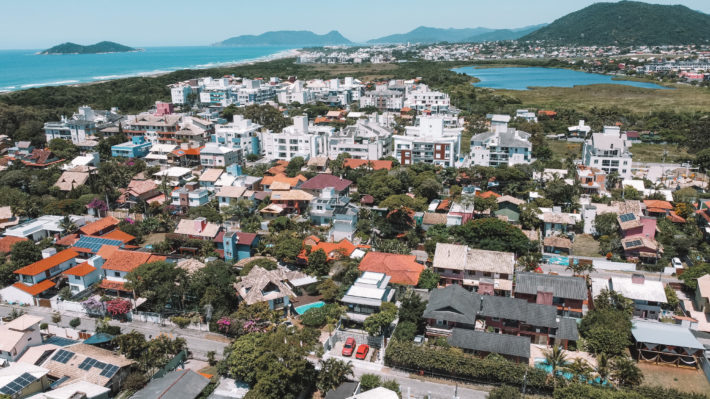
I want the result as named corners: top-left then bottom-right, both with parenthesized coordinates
top-left (546, 140), bottom-right (582, 161)
top-left (638, 362), bottom-right (710, 395)
top-left (630, 143), bottom-right (692, 163)
top-left (498, 84), bottom-right (710, 113)
top-left (572, 234), bottom-right (600, 257)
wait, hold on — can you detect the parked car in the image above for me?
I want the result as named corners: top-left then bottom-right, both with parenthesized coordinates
top-left (355, 344), bottom-right (369, 360)
top-left (672, 257), bottom-right (682, 268)
top-left (342, 337), bottom-right (356, 357)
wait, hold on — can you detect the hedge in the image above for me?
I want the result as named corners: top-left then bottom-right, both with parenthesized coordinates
top-left (554, 384), bottom-right (709, 399)
top-left (384, 341), bottom-right (555, 393)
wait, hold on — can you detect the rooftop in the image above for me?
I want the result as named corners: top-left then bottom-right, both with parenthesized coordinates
top-left (631, 320), bottom-right (704, 350)
top-left (359, 252), bottom-right (425, 286)
top-left (14, 249), bottom-right (79, 276)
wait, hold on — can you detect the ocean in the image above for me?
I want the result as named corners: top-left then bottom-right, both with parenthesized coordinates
top-left (453, 66), bottom-right (668, 90)
top-left (0, 46), bottom-right (297, 92)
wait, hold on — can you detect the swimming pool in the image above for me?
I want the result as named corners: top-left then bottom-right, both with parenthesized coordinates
top-left (543, 255), bottom-right (579, 267)
top-left (534, 358), bottom-right (607, 385)
top-left (295, 301), bottom-right (325, 315)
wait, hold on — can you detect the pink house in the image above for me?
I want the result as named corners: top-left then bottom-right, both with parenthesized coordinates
top-left (155, 101), bottom-right (174, 116)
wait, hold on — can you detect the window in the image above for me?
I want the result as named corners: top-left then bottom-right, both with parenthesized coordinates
top-left (114, 272), bottom-right (121, 277)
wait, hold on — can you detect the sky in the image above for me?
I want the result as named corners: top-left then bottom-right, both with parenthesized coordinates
top-left (3, 0), bottom-right (710, 49)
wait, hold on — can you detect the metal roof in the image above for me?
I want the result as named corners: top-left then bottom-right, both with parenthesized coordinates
top-left (448, 328), bottom-right (530, 359)
top-left (514, 272), bottom-right (588, 300)
top-left (631, 320), bottom-right (704, 350)
top-left (423, 285), bottom-right (480, 325)
top-left (131, 369), bottom-right (210, 399)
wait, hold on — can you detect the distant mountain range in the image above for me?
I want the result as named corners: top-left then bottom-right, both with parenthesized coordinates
top-left (215, 30), bottom-right (352, 47)
top-left (40, 41), bottom-right (136, 55)
top-left (367, 25), bottom-right (546, 44)
top-left (521, 1), bottom-right (710, 45)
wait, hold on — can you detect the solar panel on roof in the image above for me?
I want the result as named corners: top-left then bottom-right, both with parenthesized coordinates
top-left (619, 213), bottom-right (635, 222)
top-left (100, 365), bottom-right (119, 378)
top-left (0, 372), bottom-right (37, 395)
top-left (72, 236), bottom-right (123, 252)
top-left (51, 349), bottom-right (74, 364)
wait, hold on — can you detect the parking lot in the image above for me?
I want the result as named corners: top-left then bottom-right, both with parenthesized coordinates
top-left (329, 339), bottom-right (375, 362)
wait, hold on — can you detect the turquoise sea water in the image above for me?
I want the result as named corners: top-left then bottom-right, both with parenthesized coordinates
top-left (0, 46), bottom-right (295, 92)
top-left (452, 66), bottom-right (668, 90)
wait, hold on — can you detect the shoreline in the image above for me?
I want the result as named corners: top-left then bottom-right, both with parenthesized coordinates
top-left (1, 48), bottom-right (301, 93)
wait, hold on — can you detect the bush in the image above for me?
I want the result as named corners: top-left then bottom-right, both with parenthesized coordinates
top-left (39, 323), bottom-right (48, 330)
top-left (393, 321), bottom-right (417, 342)
top-left (385, 341), bottom-right (553, 393)
top-left (69, 318), bottom-right (81, 329)
top-left (170, 316), bottom-right (191, 328)
top-left (207, 351), bottom-right (217, 366)
top-left (123, 372), bottom-right (148, 392)
top-left (299, 303), bottom-right (344, 328)
top-left (51, 313), bottom-right (61, 324)
top-left (488, 385), bottom-right (521, 399)
top-left (359, 374), bottom-right (382, 391)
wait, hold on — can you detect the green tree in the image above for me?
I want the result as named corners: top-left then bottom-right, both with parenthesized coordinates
top-left (595, 353), bottom-right (610, 384)
top-left (580, 291), bottom-right (632, 356)
top-left (542, 345), bottom-right (569, 387)
top-left (393, 321), bottom-right (417, 341)
top-left (545, 177), bottom-right (576, 207)
top-left (566, 358), bottom-right (593, 383)
top-left (269, 233), bottom-right (303, 264)
top-left (49, 138), bottom-right (79, 160)
top-left (10, 240), bottom-right (42, 267)
top-left (359, 374), bottom-right (382, 392)
top-left (363, 302), bottom-right (398, 336)
top-left (379, 194), bottom-right (426, 211)
top-left (318, 279), bottom-right (339, 302)
top-left (415, 178), bottom-right (443, 202)
top-left (285, 157), bottom-right (305, 177)
top-left (416, 268), bottom-right (440, 290)
top-left (519, 203), bottom-right (542, 230)
top-left (59, 215), bottom-right (78, 234)
top-left (679, 263), bottom-right (710, 290)
top-left (451, 218), bottom-right (532, 254)
top-left (69, 317), bottom-right (81, 329)
top-left (316, 358), bottom-right (354, 393)
top-left (610, 356), bottom-right (643, 388)
top-left (594, 212), bottom-right (620, 237)
top-left (306, 249), bottom-right (329, 276)
top-left (125, 261), bottom-right (188, 312)
top-left (189, 260), bottom-right (238, 316)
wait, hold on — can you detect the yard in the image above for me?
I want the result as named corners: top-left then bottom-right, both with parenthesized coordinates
top-left (638, 362), bottom-right (710, 395)
top-left (629, 142), bottom-right (692, 164)
top-left (546, 140), bottom-right (581, 162)
top-left (572, 234), bottom-right (601, 257)
top-left (142, 232), bottom-right (167, 247)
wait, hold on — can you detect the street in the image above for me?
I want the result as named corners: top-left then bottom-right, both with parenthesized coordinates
top-left (351, 366), bottom-right (488, 399)
top-left (540, 262), bottom-right (680, 284)
top-left (0, 304), bottom-right (229, 360)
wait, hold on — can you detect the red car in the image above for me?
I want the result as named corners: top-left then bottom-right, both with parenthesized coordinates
top-left (342, 337), bottom-right (356, 357)
top-left (355, 344), bottom-right (370, 360)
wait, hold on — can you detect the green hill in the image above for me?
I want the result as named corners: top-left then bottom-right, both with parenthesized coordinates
top-left (464, 24), bottom-right (546, 43)
top-left (216, 30), bottom-right (352, 47)
top-left (521, 1), bottom-right (710, 45)
top-left (368, 27), bottom-right (495, 44)
top-left (41, 41), bottom-right (136, 54)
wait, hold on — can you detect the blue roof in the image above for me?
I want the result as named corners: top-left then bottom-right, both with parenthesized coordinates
top-left (632, 320), bottom-right (704, 350)
top-left (84, 333), bottom-right (115, 345)
top-left (43, 336), bottom-right (78, 347)
top-left (72, 235), bottom-right (123, 252)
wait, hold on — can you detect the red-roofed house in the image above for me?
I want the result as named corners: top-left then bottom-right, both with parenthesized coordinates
top-left (476, 190), bottom-right (501, 199)
top-left (0, 236), bottom-right (28, 254)
top-left (14, 249), bottom-right (79, 287)
top-left (358, 251), bottom-right (425, 286)
top-left (299, 174), bottom-right (352, 196)
top-left (99, 230), bottom-right (136, 244)
top-left (78, 216), bottom-right (120, 236)
top-left (297, 236), bottom-right (370, 263)
top-left (643, 200), bottom-right (673, 217)
top-left (343, 159), bottom-right (393, 171)
top-left (98, 245), bottom-right (166, 295)
top-left (63, 256), bottom-right (104, 294)
top-left (1, 279), bottom-right (57, 305)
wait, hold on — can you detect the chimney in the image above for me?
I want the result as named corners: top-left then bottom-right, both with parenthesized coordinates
top-left (631, 274), bottom-right (645, 284)
top-left (478, 279), bottom-right (494, 296)
top-left (42, 247), bottom-right (57, 259)
top-left (194, 217), bottom-right (207, 233)
top-left (536, 287), bottom-right (553, 305)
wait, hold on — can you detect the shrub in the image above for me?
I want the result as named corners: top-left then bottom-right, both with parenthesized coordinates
top-left (123, 372), bottom-right (148, 392)
top-left (39, 323), bottom-right (48, 330)
top-left (299, 303), bottom-right (344, 328)
top-left (207, 351), bottom-right (217, 366)
top-left (69, 318), bottom-right (81, 329)
top-left (393, 321), bottom-right (417, 342)
top-left (51, 313), bottom-right (61, 324)
top-left (489, 385), bottom-right (521, 399)
top-left (359, 374), bottom-right (382, 391)
top-left (385, 341), bottom-right (553, 393)
top-left (170, 316), bottom-right (191, 328)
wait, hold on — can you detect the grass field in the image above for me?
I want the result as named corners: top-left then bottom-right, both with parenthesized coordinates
top-left (638, 362), bottom-right (710, 395)
top-left (572, 234), bottom-right (601, 257)
top-left (629, 142), bottom-right (692, 163)
top-left (546, 140), bottom-right (582, 161)
top-left (498, 84), bottom-right (710, 113)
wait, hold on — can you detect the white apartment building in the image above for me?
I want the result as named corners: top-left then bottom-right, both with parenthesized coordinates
top-left (277, 80), bottom-right (315, 104)
top-left (200, 142), bottom-right (241, 167)
top-left (582, 126), bottom-right (633, 179)
top-left (394, 116), bottom-right (462, 167)
top-left (214, 115), bottom-right (262, 156)
top-left (404, 84), bottom-right (450, 113)
top-left (360, 85), bottom-right (404, 112)
top-left (170, 84), bottom-right (192, 104)
top-left (260, 116), bottom-right (330, 161)
top-left (43, 106), bottom-right (122, 145)
top-left (327, 118), bottom-right (393, 160)
top-left (469, 117), bottom-right (532, 167)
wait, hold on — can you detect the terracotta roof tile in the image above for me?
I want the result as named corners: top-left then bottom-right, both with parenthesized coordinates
top-left (343, 159), bottom-right (393, 171)
top-left (99, 280), bottom-right (128, 291)
top-left (643, 200), bottom-right (673, 210)
top-left (12, 280), bottom-right (56, 296)
top-left (99, 246), bottom-right (166, 272)
top-left (99, 230), bottom-right (136, 243)
top-left (78, 216), bottom-right (119, 236)
top-left (0, 236), bottom-right (28, 253)
top-left (300, 174), bottom-right (352, 192)
top-left (14, 249), bottom-right (79, 276)
top-left (359, 252), bottom-right (425, 285)
top-left (63, 263), bottom-right (97, 277)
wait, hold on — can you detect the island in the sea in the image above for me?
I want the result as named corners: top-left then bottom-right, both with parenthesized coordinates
top-left (40, 41), bottom-right (137, 55)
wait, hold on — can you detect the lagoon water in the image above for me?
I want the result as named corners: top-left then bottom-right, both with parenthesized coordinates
top-left (453, 66), bottom-right (668, 90)
top-left (0, 46), bottom-right (294, 92)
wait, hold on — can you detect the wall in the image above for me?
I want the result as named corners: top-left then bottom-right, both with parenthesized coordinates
top-left (592, 259), bottom-right (637, 272)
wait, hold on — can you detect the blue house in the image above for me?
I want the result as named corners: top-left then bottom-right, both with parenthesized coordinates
top-left (309, 188), bottom-right (359, 241)
top-left (223, 231), bottom-right (260, 262)
top-left (111, 136), bottom-right (152, 158)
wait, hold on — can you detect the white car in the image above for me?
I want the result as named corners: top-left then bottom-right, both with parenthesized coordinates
top-left (671, 258), bottom-right (682, 269)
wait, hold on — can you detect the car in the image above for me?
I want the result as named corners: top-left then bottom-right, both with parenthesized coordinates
top-left (342, 337), bottom-right (356, 357)
top-left (672, 257), bottom-right (683, 268)
top-left (355, 344), bottom-right (370, 360)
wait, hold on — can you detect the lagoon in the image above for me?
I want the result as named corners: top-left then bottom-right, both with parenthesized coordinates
top-left (453, 66), bottom-right (668, 90)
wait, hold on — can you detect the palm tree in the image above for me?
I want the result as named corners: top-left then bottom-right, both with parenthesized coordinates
top-left (595, 353), bottom-right (610, 384)
top-left (542, 345), bottom-right (568, 387)
top-left (566, 358), bottom-right (593, 383)
top-left (611, 356), bottom-right (643, 387)
top-left (317, 358), bottom-right (354, 393)
top-left (59, 215), bottom-right (78, 234)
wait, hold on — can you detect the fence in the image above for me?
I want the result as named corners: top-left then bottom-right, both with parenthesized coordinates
top-left (107, 210), bottom-right (145, 222)
top-left (592, 259), bottom-right (637, 272)
top-left (701, 356), bottom-right (710, 384)
top-left (151, 350), bottom-right (188, 380)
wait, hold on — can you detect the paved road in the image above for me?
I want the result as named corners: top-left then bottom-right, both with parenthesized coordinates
top-left (0, 304), bottom-right (229, 361)
top-left (351, 366), bottom-right (488, 399)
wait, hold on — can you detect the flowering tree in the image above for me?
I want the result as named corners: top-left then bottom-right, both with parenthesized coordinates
top-left (87, 198), bottom-right (108, 212)
top-left (106, 299), bottom-right (132, 316)
top-left (81, 297), bottom-right (105, 314)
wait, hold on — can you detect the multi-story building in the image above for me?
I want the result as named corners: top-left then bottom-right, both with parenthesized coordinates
top-left (213, 115), bottom-right (262, 156)
top-left (309, 188), bottom-right (359, 241)
top-left (43, 106), bottom-right (122, 145)
top-left (582, 126), bottom-right (633, 179)
top-left (111, 136), bottom-right (152, 158)
top-left (170, 83), bottom-right (192, 105)
top-left (514, 272), bottom-right (589, 317)
top-left (277, 80), bottom-right (315, 104)
top-left (341, 272), bottom-right (395, 323)
top-left (360, 85), bottom-right (404, 112)
top-left (469, 117), bottom-right (532, 167)
top-left (327, 118), bottom-right (393, 160)
top-left (394, 116), bottom-right (462, 167)
top-left (433, 243), bottom-right (514, 295)
top-left (171, 187), bottom-right (211, 210)
top-left (124, 113), bottom-right (182, 144)
top-left (404, 84), bottom-right (450, 113)
top-left (260, 116), bottom-right (330, 161)
top-left (200, 142), bottom-right (240, 167)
